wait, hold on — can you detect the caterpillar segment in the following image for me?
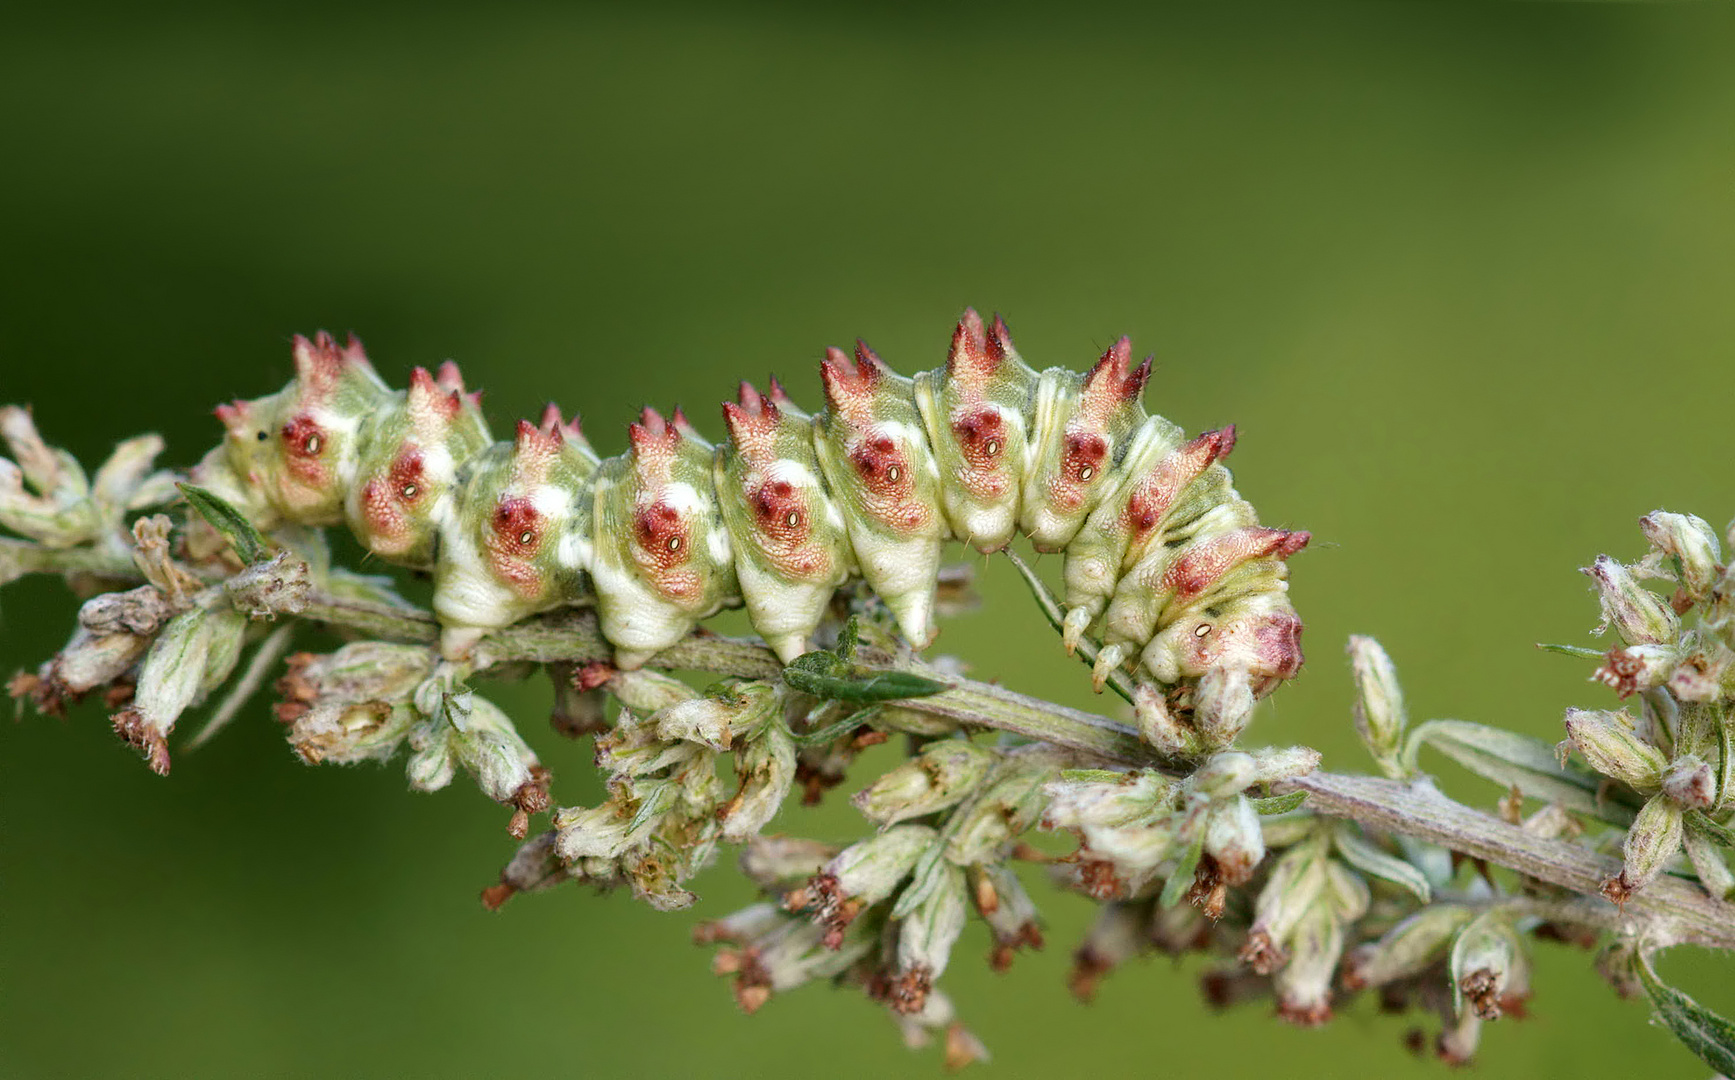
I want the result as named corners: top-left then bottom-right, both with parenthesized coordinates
top-left (194, 311), bottom-right (1308, 740)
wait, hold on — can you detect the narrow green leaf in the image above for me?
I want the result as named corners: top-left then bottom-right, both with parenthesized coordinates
top-left (178, 483), bottom-right (270, 565)
top-left (1333, 826), bottom-right (1431, 903)
top-left (1407, 718), bottom-right (1635, 826)
top-left (1684, 810), bottom-right (1735, 849)
top-left (890, 844), bottom-right (948, 920)
top-left (1250, 790), bottom-right (1310, 815)
top-left (1536, 642), bottom-right (1605, 659)
top-left (1716, 713), bottom-right (1733, 813)
top-left (782, 650), bottom-right (947, 703)
top-left (790, 706), bottom-right (881, 748)
top-left (1158, 830), bottom-right (1205, 909)
top-left (1636, 950), bottom-right (1735, 1075)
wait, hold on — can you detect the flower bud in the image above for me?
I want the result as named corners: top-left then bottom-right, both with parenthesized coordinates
top-left (1436, 1011), bottom-right (1483, 1067)
top-left (553, 800), bottom-right (643, 862)
top-left (1042, 769), bottom-right (1175, 833)
top-left (1602, 793), bottom-right (1684, 902)
top-left (853, 739), bottom-right (995, 828)
top-left (1666, 644), bottom-right (1733, 703)
top-left (892, 993), bottom-right (989, 1071)
top-left (796, 825), bottom-right (936, 945)
top-left (889, 862), bottom-right (968, 1014)
top-left (1340, 904), bottom-right (1474, 991)
top-left (279, 641), bottom-right (432, 764)
top-left (1449, 912), bottom-right (1525, 1020)
top-left (450, 694), bottom-right (543, 814)
top-left (1068, 901), bottom-right (1147, 1002)
top-left (1240, 839), bottom-right (1327, 974)
top-left (1684, 828), bottom-right (1735, 901)
top-left (715, 908), bottom-right (877, 1014)
top-left (1593, 644), bottom-right (1679, 698)
top-left (1193, 664), bottom-right (1256, 749)
top-left (607, 667), bottom-right (699, 713)
top-left (1133, 683), bottom-right (1203, 759)
top-left (654, 680), bottom-right (780, 752)
top-left (109, 606), bottom-right (246, 775)
top-left (1583, 555), bottom-right (1678, 646)
top-left (970, 863), bottom-right (1043, 969)
top-left (739, 837), bottom-right (839, 892)
top-left (483, 831), bottom-right (572, 910)
top-left (1274, 905), bottom-right (1346, 1027)
top-left (1640, 511), bottom-right (1722, 601)
top-left (1661, 753), bottom-right (1716, 810)
top-left (1346, 635), bottom-right (1407, 774)
top-left (720, 721), bottom-right (796, 843)
top-left (1203, 795), bottom-right (1266, 886)
top-left (1562, 708), bottom-right (1667, 791)
top-left (90, 433), bottom-right (175, 523)
top-left (944, 757), bottom-right (1053, 865)
top-left (1248, 745), bottom-right (1323, 784)
top-left (0, 405), bottom-right (99, 548)
top-left (1189, 751), bottom-right (1258, 799)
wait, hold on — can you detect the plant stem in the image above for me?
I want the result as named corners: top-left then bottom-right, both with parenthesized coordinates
top-left (14, 543), bottom-right (1735, 951)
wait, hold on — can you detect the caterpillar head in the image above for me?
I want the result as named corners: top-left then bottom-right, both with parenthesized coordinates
top-left (1143, 587), bottom-right (1307, 695)
top-left (345, 362), bottom-right (492, 567)
top-left (215, 332), bottom-right (389, 525)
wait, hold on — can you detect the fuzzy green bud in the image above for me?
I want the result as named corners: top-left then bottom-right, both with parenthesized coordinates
top-left (1562, 707), bottom-right (1668, 791)
top-left (1346, 635), bottom-right (1406, 775)
top-left (1450, 912), bottom-right (1526, 1020)
top-left (719, 719), bottom-right (796, 842)
top-left (1602, 793), bottom-right (1685, 902)
top-left (1273, 905), bottom-right (1346, 1027)
top-left (852, 739), bottom-right (995, 828)
top-left (739, 837), bottom-right (839, 892)
top-left (1594, 644), bottom-right (1680, 699)
top-left (944, 757), bottom-right (1053, 865)
top-left (109, 606), bottom-right (247, 776)
top-left (889, 861), bottom-right (969, 1015)
top-left (1661, 753), bottom-right (1716, 810)
top-left (1640, 510), bottom-right (1722, 601)
top-left (1193, 664), bottom-right (1256, 749)
top-left (1203, 794), bottom-right (1266, 886)
top-left (1341, 904), bottom-right (1475, 991)
top-left (1583, 555), bottom-right (1679, 646)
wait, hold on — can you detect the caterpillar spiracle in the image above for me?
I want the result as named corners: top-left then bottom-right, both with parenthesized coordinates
top-left (192, 310), bottom-right (1308, 744)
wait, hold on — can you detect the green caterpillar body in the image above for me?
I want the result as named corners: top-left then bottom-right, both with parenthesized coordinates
top-left (195, 311), bottom-right (1307, 731)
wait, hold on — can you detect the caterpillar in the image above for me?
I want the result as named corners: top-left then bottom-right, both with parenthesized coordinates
top-left (192, 310), bottom-right (1307, 726)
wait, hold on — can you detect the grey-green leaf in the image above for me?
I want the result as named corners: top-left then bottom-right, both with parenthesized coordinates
top-left (1158, 829), bottom-right (1205, 909)
top-left (178, 483), bottom-right (270, 565)
top-left (1684, 810), bottom-right (1735, 849)
top-left (1250, 790), bottom-right (1309, 815)
top-left (1333, 825), bottom-right (1431, 903)
top-left (1536, 642), bottom-right (1605, 659)
top-left (1637, 950), bottom-right (1735, 1075)
top-left (1407, 718), bottom-right (1635, 826)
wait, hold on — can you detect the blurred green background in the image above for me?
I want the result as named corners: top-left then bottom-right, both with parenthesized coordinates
top-left (5, 3), bottom-right (1735, 1077)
